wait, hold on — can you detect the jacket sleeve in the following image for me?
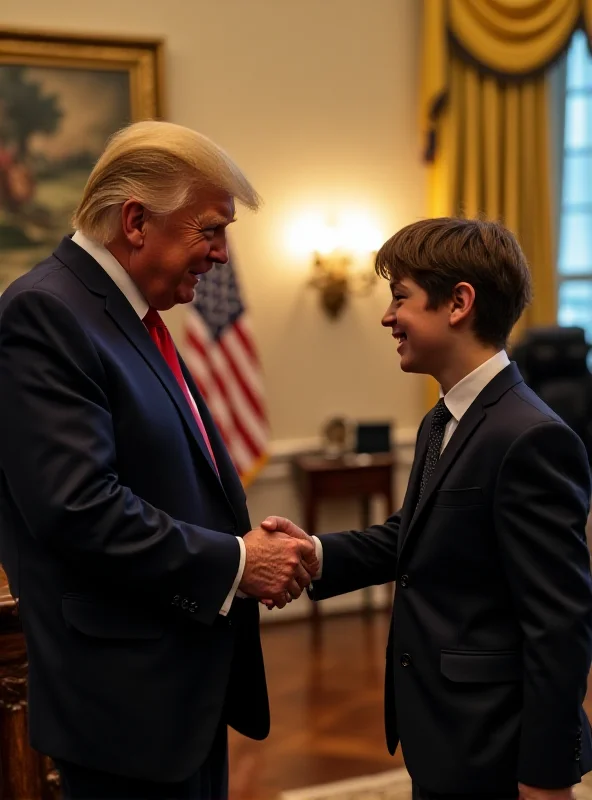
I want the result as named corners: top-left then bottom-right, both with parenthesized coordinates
top-left (0, 288), bottom-right (240, 625)
top-left (310, 416), bottom-right (431, 601)
top-left (494, 420), bottom-right (592, 788)
top-left (310, 511), bottom-right (401, 600)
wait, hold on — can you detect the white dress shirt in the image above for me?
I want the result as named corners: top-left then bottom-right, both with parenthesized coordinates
top-left (312, 350), bottom-right (511, 578)
top-left (440, 350), bottom-right (510, 452)
top-left (71, 231), bottom-right (246, 615)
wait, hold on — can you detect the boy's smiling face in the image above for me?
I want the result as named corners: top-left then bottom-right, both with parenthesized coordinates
top-left (381, 278), bottom-right (454, 377)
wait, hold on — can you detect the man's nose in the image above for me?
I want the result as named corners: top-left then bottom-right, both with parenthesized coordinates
top-left (212, 241), bottom-right (229, 265)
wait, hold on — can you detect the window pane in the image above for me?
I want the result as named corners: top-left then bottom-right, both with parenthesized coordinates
top-left (565, 94), bottom-right (592, 149)
top-left (559, 212), bottom-right (592, 274)
top-left (567, 30), bottom-right (592, 90)
top-left (563, 153), bottom-right (592, 206)
top-left (558, 281), bottom-right (592, 346)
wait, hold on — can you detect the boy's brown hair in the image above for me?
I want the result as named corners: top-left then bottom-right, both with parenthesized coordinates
top-left (375, 217), bottom-right (532, 349)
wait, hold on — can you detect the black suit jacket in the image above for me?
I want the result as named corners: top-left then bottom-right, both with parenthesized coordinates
top-left (312, 364), bottom-right (592, 793)
top-left (0, 237), bottom-right (269, 782)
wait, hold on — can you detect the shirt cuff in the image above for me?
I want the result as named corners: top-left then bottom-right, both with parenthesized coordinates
top-left (312, 535), bottom-right (323, 579)
top-left (219, 536), bottom-right (246, 616)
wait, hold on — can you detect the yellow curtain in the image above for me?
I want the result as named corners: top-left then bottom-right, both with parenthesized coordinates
top-left (421, 0), bottom-right (587, 407)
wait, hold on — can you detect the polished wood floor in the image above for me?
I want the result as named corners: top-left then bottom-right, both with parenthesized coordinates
top-left (228, 610), bottom-right (404, 800)
top-left (229, 608), bottom-right (592, 800)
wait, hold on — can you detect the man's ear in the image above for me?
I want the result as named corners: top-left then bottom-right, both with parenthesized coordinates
top-left (449, 282), bottom-right (476, 328)
top-left (120, 200), bottom-right (148, 248)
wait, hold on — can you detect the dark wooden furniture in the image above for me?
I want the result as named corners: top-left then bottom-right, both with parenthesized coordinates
top-left (292, 452), bottom-right (396, 621)
top-left (0, 567), bottom-right (60, 800)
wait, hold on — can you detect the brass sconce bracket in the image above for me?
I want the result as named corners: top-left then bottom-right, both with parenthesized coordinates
top-left (309, 251), bottom-right (378, 319)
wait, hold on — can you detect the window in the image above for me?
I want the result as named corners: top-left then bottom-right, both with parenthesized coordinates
top-left (558, 30), bottom-right (592, 341)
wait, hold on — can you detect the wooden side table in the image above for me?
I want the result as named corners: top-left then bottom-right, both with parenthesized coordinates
top-left (0, 567), bottom-right (60, 800)
top-left (292, 452), bottom-right (396, 621)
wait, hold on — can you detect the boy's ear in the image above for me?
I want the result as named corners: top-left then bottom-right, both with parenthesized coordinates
top-left (449, 282), bottom-right (476, 327)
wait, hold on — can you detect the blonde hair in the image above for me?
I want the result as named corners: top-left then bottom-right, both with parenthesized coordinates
top-left (72, 120), bottom-right (260, 243)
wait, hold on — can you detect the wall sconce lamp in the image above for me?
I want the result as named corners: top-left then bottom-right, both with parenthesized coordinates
top-left (287, 212), bottom-right (383, 319)
top-left (310, 249), bottom-right (378, 319)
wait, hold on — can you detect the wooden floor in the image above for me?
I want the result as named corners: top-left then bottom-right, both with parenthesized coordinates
top-left (228, 610), bottom-right (404, 800)
top-left (229, 608), bottom-right (592, 800)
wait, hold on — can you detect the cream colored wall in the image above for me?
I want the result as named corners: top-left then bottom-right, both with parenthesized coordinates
top-left (2, 0), bottom-right (426, 443)
top-left (2, 0), bottom-right (426, 617)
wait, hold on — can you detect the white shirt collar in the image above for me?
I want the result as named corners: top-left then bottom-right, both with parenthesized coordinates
top-left (442, 350), bottom-right (511, 423)
top-left (71, 230), bottom-right (149, 319)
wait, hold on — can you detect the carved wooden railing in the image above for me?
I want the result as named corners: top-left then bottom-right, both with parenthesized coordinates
top-left (0, 568), bottom-right (60, 800)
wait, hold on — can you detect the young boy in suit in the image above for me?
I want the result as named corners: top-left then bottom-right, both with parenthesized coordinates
top-left (264, 218), bottom-right (592, 800)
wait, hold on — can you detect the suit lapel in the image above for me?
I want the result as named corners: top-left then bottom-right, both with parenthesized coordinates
top-left (397, 416), bottom-right (431, 555)
top-left (180, 358), bottom-right (248, 524)
top-left (399, 401), bottom-right (485, 555)
top-left (55, 237), bottom-right (224, 489)
top-left (399, 362), bottom-right (524, 556)
top-left (104, 289), bottom-right (222, 482)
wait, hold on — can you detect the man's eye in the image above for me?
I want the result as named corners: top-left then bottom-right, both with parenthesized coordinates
top-left (394, 294), bottom-right (405, 301)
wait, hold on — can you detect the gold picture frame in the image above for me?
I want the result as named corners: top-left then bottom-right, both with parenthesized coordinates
top-left (0, 28), bottom-right (164, 288)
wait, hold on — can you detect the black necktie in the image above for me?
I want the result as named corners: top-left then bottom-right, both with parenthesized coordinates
top-left (417, 398), bottom-right (453, 505)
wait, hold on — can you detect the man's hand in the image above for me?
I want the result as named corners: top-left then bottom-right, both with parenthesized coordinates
top-left (261, 515), bottom-right (315, 560)
top-left (239, 526), bottom-right (317, 608)
top-left (518, 784), bottom-right (574, 800)
top-left (259, 516), bottom-right (318, 609)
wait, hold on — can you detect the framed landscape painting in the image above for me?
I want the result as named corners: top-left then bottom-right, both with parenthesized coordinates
top-left (0, 28), bottom-right (164, 290)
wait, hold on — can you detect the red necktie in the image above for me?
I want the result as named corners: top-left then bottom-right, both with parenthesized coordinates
top-left (143, 308), bottom-right (218, 472)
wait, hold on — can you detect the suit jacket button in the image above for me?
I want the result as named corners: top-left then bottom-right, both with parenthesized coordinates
top-left (181, 598), bottom-right (189, 610)
top-left (400, 574), bottom-right (409, 588)
top-left (189, 601), bottom-right (198, 613)
top-left (172, 595), bottom-right (181, 606)
top-left (400, 653), bottom-right (412, 668)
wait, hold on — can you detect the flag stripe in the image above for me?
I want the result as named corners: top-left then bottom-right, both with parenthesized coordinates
top-left (182, 257), bottom-right (268, 485)
top-left (186, 330), bottom-right (268, 449)
top-left (221, 323), bottom-right (265, 398)
top-left (217, 336), bottom-right (266, 420)
top-left (186, 329), bottom-right (264, 457)
top-left (233, 317), bottom-right (259, 362)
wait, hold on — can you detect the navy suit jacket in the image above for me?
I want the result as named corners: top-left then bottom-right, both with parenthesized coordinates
top-left (0, 236), bottom-right (269, 782)
top-left (313, 364), bottom-right (592, 793)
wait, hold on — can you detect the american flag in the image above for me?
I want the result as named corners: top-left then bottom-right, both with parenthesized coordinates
top-left (182, 257), bottom-right (269, 485)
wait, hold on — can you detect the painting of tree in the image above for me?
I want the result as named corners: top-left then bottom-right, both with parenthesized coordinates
top-left (0, 64), bottom-right (131, 285)
top-left (0, 30), bottom-right (162, 291)
top-left (0, 66), bottom-right (63, 160)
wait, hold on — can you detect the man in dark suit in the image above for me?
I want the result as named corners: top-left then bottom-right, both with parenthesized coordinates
top-left (0, 120), bottom-right (316, 799)
top-left (264, 218), bottom-right (592, 800)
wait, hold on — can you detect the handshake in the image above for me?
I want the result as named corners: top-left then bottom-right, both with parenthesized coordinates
top-left (237, 516), bottom-right (317, 609)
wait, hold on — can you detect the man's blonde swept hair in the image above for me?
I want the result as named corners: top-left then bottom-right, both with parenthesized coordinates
top-left (72, 120), bottom-right (261, 243)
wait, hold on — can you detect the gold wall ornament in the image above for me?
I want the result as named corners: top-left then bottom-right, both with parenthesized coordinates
top-left (309, 250), bottom-right (378, 319)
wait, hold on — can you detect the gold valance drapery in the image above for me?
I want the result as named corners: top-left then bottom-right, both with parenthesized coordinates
top-left (423, 0), bottom-right (592, 162)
